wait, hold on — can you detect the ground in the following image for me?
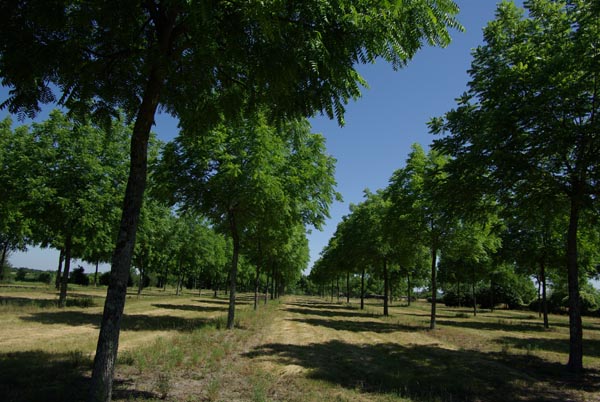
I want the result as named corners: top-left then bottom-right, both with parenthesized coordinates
top-left (1, 285), bottom-right (599, 401)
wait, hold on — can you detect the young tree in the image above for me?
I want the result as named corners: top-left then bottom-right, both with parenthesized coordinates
top-left (431, 0), bottom-right (600, 371)
top-left (1, 2), bottom-right (461, 398)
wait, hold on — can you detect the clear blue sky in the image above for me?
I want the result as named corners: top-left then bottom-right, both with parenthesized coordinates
top-left (5, 1), bottom-right (521, 273)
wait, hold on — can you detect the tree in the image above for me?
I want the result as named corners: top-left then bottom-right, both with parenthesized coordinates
top-left (0, 1), bottom-right (461, 399)
top-left (387, 144), bottom-right (455, 329)
top-left (431, 0), bottom-right (600, 371)
top-left (156, 114), bottom-right (338, 328)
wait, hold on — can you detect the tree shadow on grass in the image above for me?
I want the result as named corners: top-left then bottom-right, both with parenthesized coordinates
top-left (20, 311), bottom-right (212, 332)
top-left (244, 340), bottom-right (593, 402)
top-left (0, 296), bottom-right (59, 308)
top-left (152, 303), bottom-right (227, 313)
top-left (289, 317), bottom-right (419, 333)
top-left (285, 307), bottom-right (380, 319)
top-left (436, 319), bottom-right (548, 332)
top-left (287, 301), bottom-right (360, 311)
top-left (191, 297), bottom-right (252, 306)
top-left (0, 350), bottom-right (159, 402)
top-left (497, 335), bottom-right (600, 359)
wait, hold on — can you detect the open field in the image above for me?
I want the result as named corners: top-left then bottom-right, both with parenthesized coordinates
top-left (1, 286), bottom-right (599, 401)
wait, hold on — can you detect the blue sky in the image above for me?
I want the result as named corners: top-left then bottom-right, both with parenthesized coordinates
top-left (6, 1), bottom-right (520, 272)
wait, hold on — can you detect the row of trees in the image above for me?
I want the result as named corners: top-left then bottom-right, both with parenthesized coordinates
top-left (1, 0), bottom-right (462, 399)
top-left (313, 0), bottom-right (600, 373)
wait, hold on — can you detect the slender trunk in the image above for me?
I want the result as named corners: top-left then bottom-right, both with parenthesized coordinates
top-left (55, 249), bottom-right (64, 290)
top-left (176, 273), bottom-right (182, 296)
top-left (346, 272), bottom-right (350, 303)
top-left (336, 276), bottom-right (340, 303)
top-left (0, 241), bottom-right (9, 282)
top-left (58, 234), bottom-right (72, 307)
top-left (360, 267), bottom-right (365, 310)
top-left (227, 214), bottom-right (240, 330)
top-left (94, 260), bottom-right (99, 287)
top-left (541, 260), bottom-right (549, 329)
top-left (270, 264), bottom-right (275, 300)
top-left (254, 263), bottom-right (260, 311)
top-left (137, 265), bottom-right (143, 297)
top-left (383, 259), bottom-right (389, 316)
top-left (537, 275), bottom-right (542, 318)
top-left (566, 195), bottom-right (583, 372)
top-left (472, 264), bottom-right (477, 317)
top-left (430, 247), bottom-right (437, 330)
top-left (88, 54), bottom-right (167, 402)
top-left (330, 280), bottom-right (334, 302)
top-left (407, 273), bottom-right (411, 307)
top-left (389, 274), bottom-right (393, 306)
top-left (458, 279), bottom-right (461, 308)
top-left (490, 275), bottom-right (494, 312)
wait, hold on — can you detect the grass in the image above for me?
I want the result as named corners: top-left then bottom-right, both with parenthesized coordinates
top-left (1, 286), bottom-right (599, 401)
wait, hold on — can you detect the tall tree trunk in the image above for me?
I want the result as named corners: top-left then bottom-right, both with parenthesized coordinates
top-left (336, 276), bottom-right (340, 303)
top-left (88, 58), bottom-right (167, 402)
top-left (346, 272), bottom-right (350, 303)
top-left (540, 260), bottom-right (549, 329)
top-left (458, 278), bottom-right (461, 308)
top-left (55, 248), bottom-right (64, 290)
top-left (490, 275), bottom-right (495, 313)
top-left (330, 280), bottom-right (334, 302)
top-left (137, 264), bottom-right (144, 297)
top-left (227, 213), bottom-right (240, 330)
top-left (58, 234), bottom-right (72, 307)
top-left (270, 264), bottom-right (275, 300)
top-left (383, 259), bottom-right (389, 317)
top-left (536, 275), bottom-right (542, 318)
top-left (94, 260), bottom-right (100, 287)
top-left (430, 247), bottom-right (437, 330)
top-left (254, 263), bottom-right (260, 311)
top-left (566, 194), bottom-right (583, 372)
top-left (472, 264), bottom-right (477, 317)
top-left (407, 272), bottom-right (411, 307)
top-left (360, 267), bottom-right (365, 310)
top-left (0, 241), bottom-right (9, 282)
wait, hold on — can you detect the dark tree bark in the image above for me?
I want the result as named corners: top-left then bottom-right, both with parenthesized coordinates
top-left (227, 213), bottom-right (240, 329)
top-left (336, 276), bottom-right (340, 303)
top-left (94, 260), bottom-right (99, 287)
top-left (490, 275), bottom-right (495, 313)
top-left (540, 260), bottom-right (549, 329)
top-left (55, 248), bottom-right (64, 290)
top-left (430, 246), bottom-right (437, 330)
top-left (383, 259), bottom-right (389, 316)
top-left (58, 234), bottom-right (72, 308)
top-left (566, 194), bottom-right (583, 372)
top-left (360, 267), bottom-right (365, 310)
top-left (330, 279), bottom-right (334, 302)
top-left (536, 275), bottom-right (542, 318)
top-left (254, 262), bottom-right (260, 311)
top-left (346, 272), bottom-right (350, 303)
top-left (472, 264), bottom-right (477, 317)
top-left (407, 272), bottom-right (411, 307)
top-left (0, 241), bottom-right (10, 282)
top-left (88, 59), bottom-right (166, 402)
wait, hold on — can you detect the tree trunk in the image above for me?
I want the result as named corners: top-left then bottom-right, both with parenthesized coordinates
top-left (94, 260), bottom-right (99, 287)
top-left (336, 276), bottom-right (340, 303)
top-left (137, 264), bottom-right (143, 297)
top-left (58, 234), bottom-right (72, 307)
top-left (490, 275), bottom-right (495, 313)
top-left (430, 247), bottom-right (437, 330)
top-left (346, 272), bottom-right (350, 303)
top-left (407, 273), bottom-right (411, 307)
top-left (540, 260), bottom-right (549, 329)
top-left (0, 241), bottom-right (9, 282)
top-left (55, 248), bottom-right (64, 290)
top-left (270, 264), bottom-right (275, 300)
top-left (566, 195), bottom-right (583, 372)
top-left (458, 278), bottom-right (461, 308)
top-left (360, 267), bottom-right (365, 310)
top-left (472, 264), bottom-right (477, 317)
top-left (330, 280), bottom-right (334, 302)
top-left (383, 259), bottom-right (389, 317)
top-left (254, 262), bottom-right (260, 311)
top-left (536, 275), bottom-right (542, 318)
top-left (227, 213), bottom-right (240, 330)
top-left (88, 58), bottom-right (166, 402)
